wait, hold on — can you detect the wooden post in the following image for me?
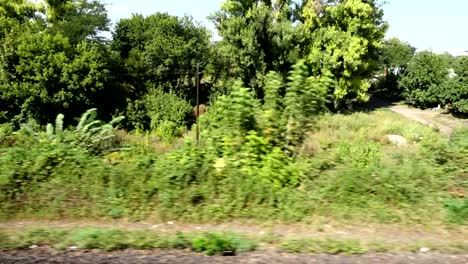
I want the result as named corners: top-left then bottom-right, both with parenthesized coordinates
top-left (196, 63), bottom-right (200, 144)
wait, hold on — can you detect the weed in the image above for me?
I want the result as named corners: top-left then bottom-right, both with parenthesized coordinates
top-left (0, 228), bottom-right (257, 256)
top-left (444, 198), bottom-right (468, 224)
top-left (280, 238), bottom-right (366, 255)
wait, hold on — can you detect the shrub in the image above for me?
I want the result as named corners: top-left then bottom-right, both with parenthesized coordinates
top-left (126, 88), bottom-right (193, 134)
top-left (400, 52), bottom-right (448, 108)
top-left (444, 198), bottom-right (468, 224)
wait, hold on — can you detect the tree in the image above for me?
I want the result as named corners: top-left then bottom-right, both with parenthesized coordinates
top-left (399, 51), bottom-right (449, 108)
top-left (209, 0), bottom-right (302, 98)
top-left (454, 56), bottom-right (468, 81)
top-left (0, 31), bottom-right (120, 124)
top-left (373, 38), bottom-right (415, 100)
top-left (380, 38), bottom-right (415, 72)
top-left (43, 0), bottom-right (110, 44)
top-left (301, 0), bottom-right (388, 108)
top-left (112, 13), bottom-right (211, 101)
top-left (0, 0), bottom-right (38, 22)
top-left (448, 56), bottom-right (468, 113)
top-left (0, 0), bottom-right (120, 124)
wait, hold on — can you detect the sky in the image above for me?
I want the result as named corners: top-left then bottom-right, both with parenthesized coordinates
top-left (103, 0), bottom-right (468, 55)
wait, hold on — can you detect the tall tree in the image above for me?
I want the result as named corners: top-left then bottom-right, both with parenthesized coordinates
top-left (380, 38), bottom-right (415, 73)
top-left (301, 0), bottom-right (388, 107)
top-left (210, 0), bottom-right (301, 98)
top-left (112, 13), bottom-right (211, 101)
top-left (373, 37), bottom-right (415, 100)
top-left (0, 0), bottom-right (119, 124)
top-left (0, 0), bottom-right (38, 22)
top-left (43, 0), bottom-right (110, 44)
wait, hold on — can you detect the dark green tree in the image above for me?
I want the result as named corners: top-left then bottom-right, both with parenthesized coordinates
top-left (112, 13), bottom-right (211, 101)
top-left (380, 38), bottom-right (415, 72)
top-left (399, 51), bottom-right (449, 108)
top-left (373, 38), bottom-right (415, 100)
top-left (0, 31), bottom-right (120, 124)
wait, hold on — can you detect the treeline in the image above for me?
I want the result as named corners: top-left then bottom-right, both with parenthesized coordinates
top-left (0, 0), bottom-right (387, 134)
top-left (374, 38), bottom-right (468, 113)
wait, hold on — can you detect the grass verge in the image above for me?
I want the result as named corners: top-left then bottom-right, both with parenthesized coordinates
top-left (1, 227), bottom-right (467, 255)
top-left (0, 228), bottom-right (256, 256)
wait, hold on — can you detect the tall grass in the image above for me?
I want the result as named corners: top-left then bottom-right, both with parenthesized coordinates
top-left (0, 110), bottom-right (465, 225)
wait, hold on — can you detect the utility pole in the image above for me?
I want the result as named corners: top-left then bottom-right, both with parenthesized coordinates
top-left (196, 63), bottom-right (200, 144)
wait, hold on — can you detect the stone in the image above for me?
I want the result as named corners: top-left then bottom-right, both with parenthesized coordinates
top-left (387, 135), bottom-right (407, 146)
top-left (419, 247), bottom-right (430, 253)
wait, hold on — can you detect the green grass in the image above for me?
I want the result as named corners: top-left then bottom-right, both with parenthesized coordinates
top-left (0, 110), bottom-right (465, 225)
top-left (279, 237), bottom-right (468, 255)
top-left (280, 238), bottom-right (366, 255)
top-left (0, 228), bottom-right (257, 255)
top-left (1, 227), bottom-right (466, 255)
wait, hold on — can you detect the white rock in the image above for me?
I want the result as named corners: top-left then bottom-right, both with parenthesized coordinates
top-left (167, 221), bottom-right (175, 225)
top-left (68, 246), bottom-right (78, 251)
top-left (196, 227), bottom-right (202, 230)
top-left (419, 247), bottom-right (430, 253)
top-left (29, 245), bottom-right (38, 249)
top-left (150, 225), bottom-right (158, 229)
top-left (387, 135), bottom-right (407, 146)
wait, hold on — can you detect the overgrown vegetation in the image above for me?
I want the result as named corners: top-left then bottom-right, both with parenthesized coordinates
top-left (0, 0), bottom-right (466, 237)
top-left (0, 109), bottom-right (466, 225)
top-left (1, 227), bottom-right (467, 255)
top-left (0, 228), bottom-right (257, 255)
top-left (374, 39), bottom-right (468, 114)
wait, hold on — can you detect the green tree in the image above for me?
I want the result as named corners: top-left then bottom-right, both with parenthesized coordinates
top-left (112, 13), bottom-right (211, 100)
top-left (399, 51), bottom-right (449, 108)
top-left (380, 38), bottom-right (415, 71)
top-left (447, 56), bottom-right (468, 113)
top-left (0, 31), bottom-right (120, 124)
top-left (209, 0), bottom-right (302, 98)
top-left (43, 0), bottom-right (110, 44)
top-left (454, 56), bottom-right (468, 81)
top-left (0, 0), bottom-right (38, 22)
top-left (373, 38), bottom-right (415, 100)
top-left (301, 0), bottom-right (387, 108)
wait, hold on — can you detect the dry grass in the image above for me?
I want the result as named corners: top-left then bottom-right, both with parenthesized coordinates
top-left (303, 109), bottom-right (442, 156)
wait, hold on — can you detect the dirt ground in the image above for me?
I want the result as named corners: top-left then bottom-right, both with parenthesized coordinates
top-left (389, 104), bottom-right (468, 135)
top-left (1, 248), bottom-right (468, 264)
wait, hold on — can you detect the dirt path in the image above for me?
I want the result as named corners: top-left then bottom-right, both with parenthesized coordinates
top-left (1, 249), bottom-right (467, 264)
top-left (389, 104), bottom-right (468, 135)
top-left (1, 220), bottom-right (467, 245)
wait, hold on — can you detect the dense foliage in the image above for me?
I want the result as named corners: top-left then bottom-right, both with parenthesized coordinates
top-left (399, 52), bottom-right (468, 113)
top-left (0, 0), bottom-right (466, 227)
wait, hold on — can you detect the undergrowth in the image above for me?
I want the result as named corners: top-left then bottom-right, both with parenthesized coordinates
top-left (1, 227), bottom-right (466, 255)
top-left (0, 81), bottom-right (466, 225)
top-left (0, 228), bottom-right (256, 255)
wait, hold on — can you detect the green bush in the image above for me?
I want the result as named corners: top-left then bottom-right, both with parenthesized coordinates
top-left (444, 198), bottom-right (468, 224)
top-left (126, 88), bottom-right (193, 135)
top-left (14, 109), bottom-right (124, 155)
top-left (0, 76), bottom-right (464, 225)
top-left (399, 51), bottom-right (448, 108)
top-left (63, 229), bottom-right (128, 251)
top-left (0, 122), bottom-right (14, 146)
